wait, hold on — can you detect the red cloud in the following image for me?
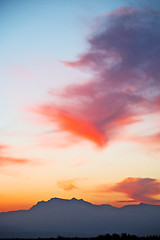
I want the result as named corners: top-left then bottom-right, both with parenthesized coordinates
top-left (34, 7), bottom-right (160, 148)
top-left (111, 177), bottom-right (160, 205)
top-left (55, 111), bottom-right (106, 147)
top-left (36, 106), bottom-right (107, 147)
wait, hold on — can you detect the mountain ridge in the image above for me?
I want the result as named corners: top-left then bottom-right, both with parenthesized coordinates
top-left (29, 197), bottom-right (158, 211)
top-left (1, 197), bottom-right (159, 214)
top-left (0, 197), bottom-right (160, 238)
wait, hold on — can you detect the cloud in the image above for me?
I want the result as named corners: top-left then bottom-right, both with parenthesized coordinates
top-left (150, 133), bottom-right (160, 148)
top-left (57, 179), bottom-right (78, 191)
top-left (110, 177), bottom-right (160, 205)
top-left (129, 132), bottom-right (160, 152)
top-left (0, 144), bottom-right (30, 166)
top-left (35, 7), bottom-right (160, 148)
top-left (146, 132), bottom-right (160, 145)
top-left (0, 144), bottom-right (7, 151)
top-left (35, 106), bottom-right (107, 147)
top-left (57, 178), bottom-right (87, 191)
top-left (70, 160), bottom-right (86, 168)
top-left (116, 200), bottom-right (137, 203)
top-left (0, 156), bottom-right (28, 166)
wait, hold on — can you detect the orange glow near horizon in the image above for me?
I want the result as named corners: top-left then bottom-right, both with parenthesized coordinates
top-left (0, 191), bottom-right (139, 212)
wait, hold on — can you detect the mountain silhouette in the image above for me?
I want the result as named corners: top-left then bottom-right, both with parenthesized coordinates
top-left (0, 197), bottom-right (160, 238)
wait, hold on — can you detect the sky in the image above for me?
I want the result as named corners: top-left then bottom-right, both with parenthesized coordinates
top-left (0, 0), bottom-right (160, 212)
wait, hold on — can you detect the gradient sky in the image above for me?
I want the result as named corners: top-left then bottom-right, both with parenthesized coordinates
top-left (0, 0), bottom-right (160, 212)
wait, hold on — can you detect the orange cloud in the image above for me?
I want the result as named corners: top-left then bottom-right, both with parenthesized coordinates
top-left (35, 106), bottom-right (107, 147)
top-left (110, 177), bottom-right (160, 205)
top-left (55, 110), bottom-right (107, 147)
top-left (0, 145), bottom-right (7, 151)
top-left (57, 179), bottom-right (77, 191)
top-left (57, 178), bottom-right (87, 191)
top-left (0, 156), bottom-right (29, 166)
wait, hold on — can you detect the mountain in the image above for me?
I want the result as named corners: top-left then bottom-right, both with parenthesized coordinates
top-left (0, 197), bottom-right (160, 238)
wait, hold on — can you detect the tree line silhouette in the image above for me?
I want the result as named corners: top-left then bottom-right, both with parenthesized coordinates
top-left (5, 233), bottom-right (160, 240)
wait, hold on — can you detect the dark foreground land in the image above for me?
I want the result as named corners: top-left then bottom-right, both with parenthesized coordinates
top-left (2, 234), bottom-right (160, 240)
top-left (1, 199), bottom-right (160, 238)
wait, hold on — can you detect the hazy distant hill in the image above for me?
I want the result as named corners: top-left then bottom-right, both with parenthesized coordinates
top-left (0, 197), bottom-right (160, 238)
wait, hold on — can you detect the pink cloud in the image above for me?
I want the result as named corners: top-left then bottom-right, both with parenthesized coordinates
top-left (107, 7), bottom-right (135, 17)
top-left (129, 132), bottom-right (160, 152)
top-left (10, 64), bottom-right (32, 79)
top-left (110, 177), bottom-right (160, 205)
top-left (34, 7), bottom-right (160, 148)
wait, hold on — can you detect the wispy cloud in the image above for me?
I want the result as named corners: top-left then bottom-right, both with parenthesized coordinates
top-left (109, 177), bottom-right (160, 205)
top-left (70, 160), bottom-right (86, 168)
top-left (34, 7), bottom-right (160, 148)
top-left (0, 156), bottom-right (28, 166)
top-left (129, 132), bottom-right (160, 152)
top-left (10, 64), bottom-right (32, 79)
top-left (0, 144), bottom-right (30, 166)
